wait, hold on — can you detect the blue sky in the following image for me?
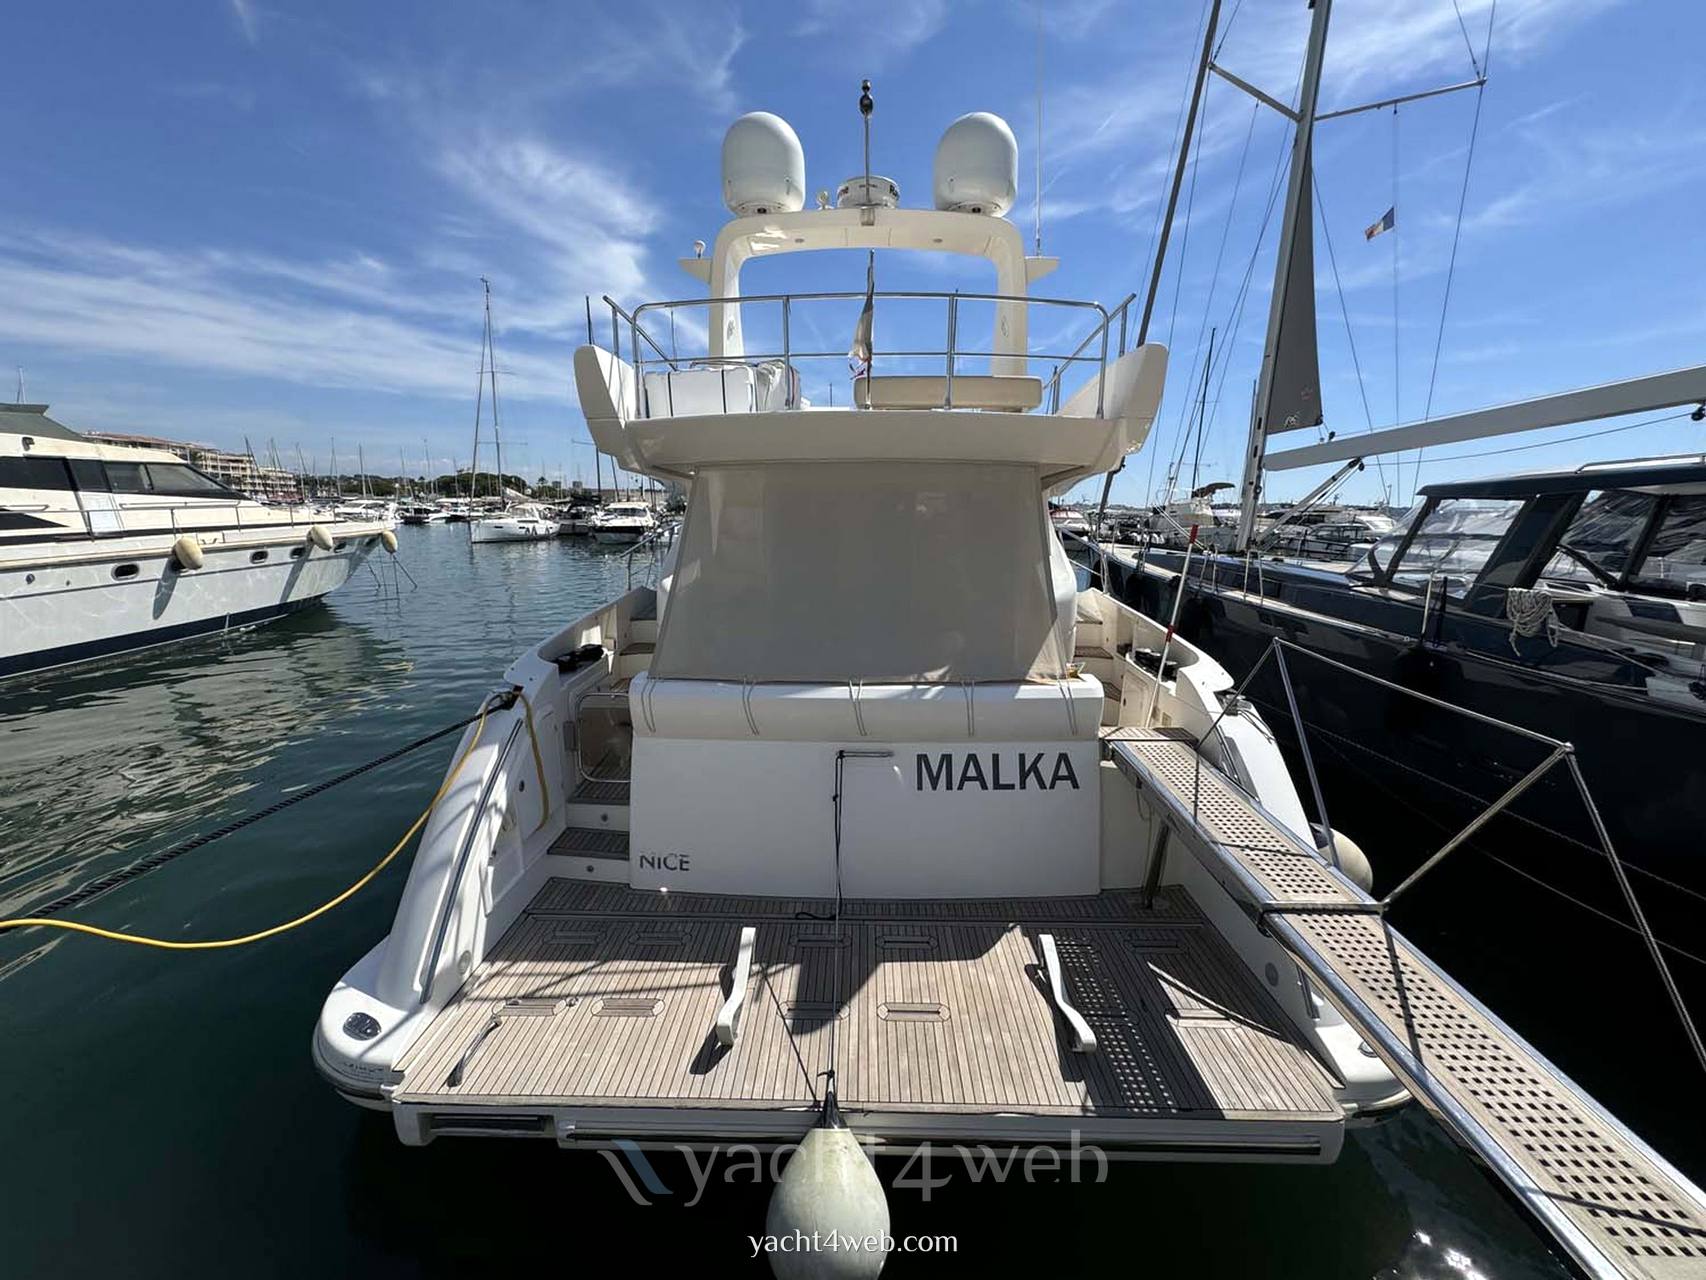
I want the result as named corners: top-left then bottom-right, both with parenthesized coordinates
top-left (1, 0), bottom-right (1702, 504)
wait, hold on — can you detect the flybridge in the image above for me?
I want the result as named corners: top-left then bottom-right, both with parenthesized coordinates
top-left (571, 94), bottom-right (1176, 488)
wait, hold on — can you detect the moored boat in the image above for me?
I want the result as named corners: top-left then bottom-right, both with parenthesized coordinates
top-left (587, 500), bottom-right (656, 544)
top-left (1, 401), bottom-right (392, 679)
top-left (314, 87), bottom-right (1706, 1277)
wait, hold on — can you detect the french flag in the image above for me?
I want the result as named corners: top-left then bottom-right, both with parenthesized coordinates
top-left (1365, 207), bottom-right (1396, 240)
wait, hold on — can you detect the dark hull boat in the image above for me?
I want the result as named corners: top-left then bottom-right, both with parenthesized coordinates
top-left (1083, 459), bottom-right (1706, 1146)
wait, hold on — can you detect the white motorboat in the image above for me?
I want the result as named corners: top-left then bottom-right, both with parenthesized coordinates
top-left (399, 501), bottom-right (450, 526)
top-left (314, 97), bottom-right (1706, 1278)
top-left (333, 497), bottom-right (398, 527)
top-left (587, 500), bottom-right (656, 544)
top-left (1, 402), bottom-right (392, 679)
top-left (468, 502), bottom-right (557, 543)
top-left (1049, 505), bottom-right (1091, 536)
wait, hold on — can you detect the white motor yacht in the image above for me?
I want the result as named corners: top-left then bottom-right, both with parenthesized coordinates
top-left (469, 502), bottom-right (557, 543)
top-left (333, 497), bottom-right (398, 527)
top-left (399, 500), bottom-right (450, 526)
top-left (587, 500), bottom-right (656, 545)
top-left (1, 402), bottom-right (392, 679)
top-left (313, 102), bottom-right (1706, 1278)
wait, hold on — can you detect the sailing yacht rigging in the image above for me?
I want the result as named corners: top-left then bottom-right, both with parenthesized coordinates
top-left (1086, 0), bottom-right (1706, 1148)
top-left (468, 280), bottom-right (555, 544)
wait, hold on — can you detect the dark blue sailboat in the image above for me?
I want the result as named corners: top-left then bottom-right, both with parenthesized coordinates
top-left (1081, 0), bottom-right (1706, 1152)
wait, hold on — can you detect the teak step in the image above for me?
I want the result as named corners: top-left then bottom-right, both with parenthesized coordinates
top-left (548, 827), bottom-right (630, 861)
top-left (616, 641), bottom-right (655, 679)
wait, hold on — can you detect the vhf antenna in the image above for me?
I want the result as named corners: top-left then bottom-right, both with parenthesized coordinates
top-left (859, 79), bottom-right (874, 224)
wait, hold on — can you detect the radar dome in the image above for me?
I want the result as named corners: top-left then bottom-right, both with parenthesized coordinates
top-left (722, 113), bottom-right (805, 216)
top-left (932, 112), bottom-right (1018, 216)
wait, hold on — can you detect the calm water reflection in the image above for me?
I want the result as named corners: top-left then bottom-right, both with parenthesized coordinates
top-left (0, 525), bottom-right (1567, 1277)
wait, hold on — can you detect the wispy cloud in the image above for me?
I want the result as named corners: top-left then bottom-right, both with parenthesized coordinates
top-left (796, 0), bottom-right (949, 70)
top-left (228, 0), bottom-right (259, 47)
top-left (0, 229), bottom-right (564, 401)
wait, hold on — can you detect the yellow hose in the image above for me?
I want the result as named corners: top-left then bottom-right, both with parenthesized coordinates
top-left (0, 701), bottom-right (495, 951)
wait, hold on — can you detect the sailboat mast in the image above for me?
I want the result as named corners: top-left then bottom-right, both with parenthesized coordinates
top-left (484, 277), bottom-right (505, 502)
top-left (469, 287), bottom-right (488, 510)
top-left (1234, 0), bottom-right (1333, 552)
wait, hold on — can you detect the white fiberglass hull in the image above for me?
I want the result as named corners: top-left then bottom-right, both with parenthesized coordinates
top-left (0, 523), bottom-right (386, 679)
top-left (469, 518), bottom-right (556, 543)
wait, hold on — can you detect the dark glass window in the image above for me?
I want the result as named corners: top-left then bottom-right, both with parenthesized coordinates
top-left (1541, 489), bottom-right (1654, 586)
top-left (1631, 495), bottom-right (1706, 594)
top-left (143, 463), bottom-right (234, 496)
top-left (69, 458), bottom-right (111, 491)
top-left (1380, 498), bottom-right (1524, 597)
top-left (0, 455), bottom-right (75, 490)
top-left (105, 461), bottom-right (151, 493)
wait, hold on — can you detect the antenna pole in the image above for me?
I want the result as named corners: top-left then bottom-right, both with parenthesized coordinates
top-left (1035, 2), bottom-right (1044, 256)
top-left (1092, 0), bottom-right (1222, 535)
top-left (1235, 0), bottom-right (1334, 551)
top-left (859, 79), bottom-right (875, 224)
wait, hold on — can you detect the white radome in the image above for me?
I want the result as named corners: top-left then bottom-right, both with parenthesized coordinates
top-left (722, 112), bottom-right (806, 216)
top-left (933, 111), bottom-right (1018, 216)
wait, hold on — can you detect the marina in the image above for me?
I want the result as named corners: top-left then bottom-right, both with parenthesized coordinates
top-left (3, 1), bottom-right (1704, 1277)
top-left (0, 530), bottom-right (1655, 1279)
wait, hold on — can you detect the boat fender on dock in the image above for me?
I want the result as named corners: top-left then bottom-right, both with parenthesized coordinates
top-left (380, 529), bottom-right (399, 554)
top-left (307, 524), bottom-right (334, 551)
top-left (765, 1125), bottom-right (890, 1279)
top-left (170, 535), bottom-right (205, 571)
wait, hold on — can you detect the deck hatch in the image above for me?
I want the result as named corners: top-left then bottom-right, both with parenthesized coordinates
top-left (594, 997), bottom-right (664, 1018)
top-left (878, 1001), bottom-right (949, 1022)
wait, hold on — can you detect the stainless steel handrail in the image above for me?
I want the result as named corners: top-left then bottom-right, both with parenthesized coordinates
top-left (621, 289), bottom-right (1115, 418)
top-left (417, 699), bottom-right (523, 1007)
top-left (625, 520), bottom-right (676, 590)
top-left (602, 295), bottom-right (681, 372)
top-left (1045, 291), bottom-right (1136, 412)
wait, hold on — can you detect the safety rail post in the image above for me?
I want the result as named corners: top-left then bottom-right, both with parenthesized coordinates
top-left (781, 296), bottom-right (792, 409)
top-left (944, 293), bottom-right (958, 409)
top-left (1095, 305), bottom-right (1111, 418)
top-left (1273, 641), bottom-right (1341, 870)
top-left (1562, 751), bottom-right (1706, 1079)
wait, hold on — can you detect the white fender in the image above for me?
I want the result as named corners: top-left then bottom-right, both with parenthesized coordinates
top-left (171, 535), bottom-right (205, 570)
top-left (307, 524), bottom-right (334, 551)
top-left (380, 529), bottom-right (399, 554)
top-left (1324, 826), bottom-right (1374, 893)
top-left (765, 1126), bottom-right (890, 1279)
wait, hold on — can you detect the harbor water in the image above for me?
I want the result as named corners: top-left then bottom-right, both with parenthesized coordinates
top-left (0, 525), bottom-right (1584, 1277)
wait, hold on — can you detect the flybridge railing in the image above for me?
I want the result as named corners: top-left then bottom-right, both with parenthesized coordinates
top-left (598, 291), bottom-right (1135, 419)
